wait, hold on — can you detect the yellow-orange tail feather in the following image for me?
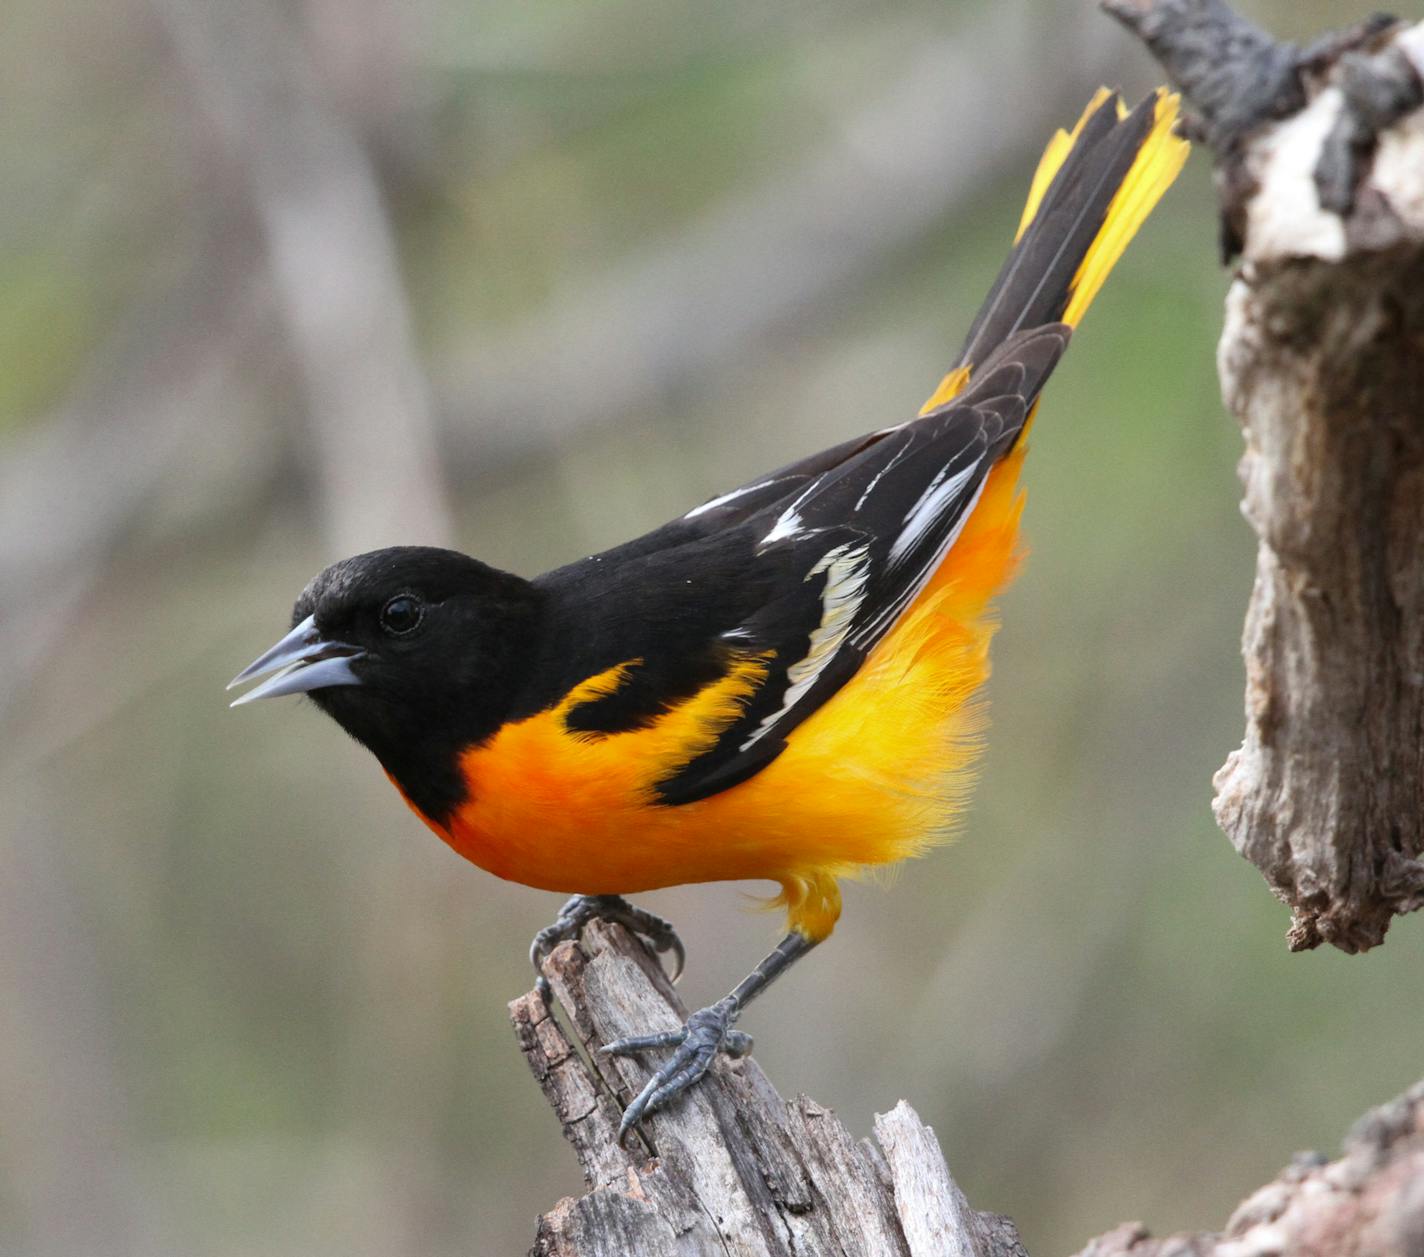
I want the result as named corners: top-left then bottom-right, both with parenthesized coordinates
top-left (1058, 90), bottom-right (1187, 328)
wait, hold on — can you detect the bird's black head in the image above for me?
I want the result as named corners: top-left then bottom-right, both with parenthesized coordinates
top-left (229, 546), bottom-right (542, 822)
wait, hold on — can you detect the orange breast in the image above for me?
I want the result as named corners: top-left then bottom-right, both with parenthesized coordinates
top-left (399, 449), bottom-right (1026, 940)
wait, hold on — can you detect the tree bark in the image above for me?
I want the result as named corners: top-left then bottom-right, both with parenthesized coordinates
top-left (511, 921), bottom-right (1028, 1257)
top-left (1105, 0), bottom-right (1424, 953)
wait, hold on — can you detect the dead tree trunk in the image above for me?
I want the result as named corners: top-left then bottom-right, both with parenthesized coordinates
top-left (1105, 1), bottom-right (1424, 952)
top-left (511, 921), bottom-right (1028, 1257)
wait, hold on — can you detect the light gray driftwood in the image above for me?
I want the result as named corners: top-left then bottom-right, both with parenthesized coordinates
top-left (510, 920), bottom-right (1026, 1257)
top-left (1069, 1080), bottom-right (1424, 1256)
top-left (1106, 0), bottom-right (1424, 953)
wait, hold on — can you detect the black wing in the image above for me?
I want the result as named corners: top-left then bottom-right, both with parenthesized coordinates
top-left (524, 327), bottom-right (1066, 805)
top-left (645, 325), bottom-right (1069, 804)
top-left (566, 426), bottom-right (898, 573)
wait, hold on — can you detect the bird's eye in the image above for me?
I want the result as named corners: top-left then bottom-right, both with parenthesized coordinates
top-left (379, 595), bottom-right (424, 637)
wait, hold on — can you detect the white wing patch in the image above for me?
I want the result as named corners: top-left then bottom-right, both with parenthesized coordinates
top-left (684, 478), bottom-right (781, 520)
top-left (738, 541), bottom-right (871, 751)
top-left (854, 474), bottom-right (987, 647)
top-left (888, 462), bottom-right (978, 566)
top-left (759, 478), bottom-right (823, 547)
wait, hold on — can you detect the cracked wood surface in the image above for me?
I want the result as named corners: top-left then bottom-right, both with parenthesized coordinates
top-left (1107, 1), bottom-right (1424, 953)
top-left (511, 920), bottom-right (1025, 1257)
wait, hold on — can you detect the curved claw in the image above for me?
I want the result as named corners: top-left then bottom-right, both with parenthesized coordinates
top-left (663, 934), bottom-right (687, 985)
top-left (610, 901), bottom-right (685, 986)
top-left (529, 895), bottom-right (688, 1002)
top-left (529, 930), bottom-right (557, 972)
top-left (530, 895), bottom-right (589, 967)
top-left (601, 1028), bottom-right (686, 1055)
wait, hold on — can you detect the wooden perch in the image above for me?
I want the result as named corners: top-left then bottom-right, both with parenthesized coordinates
top-left (1070, 1081), bottom-right (1424, 1256)
top-left (1106, 0), bottom-right (1424, 953)
top-left (510, 920), bottom-right (1027, 1256)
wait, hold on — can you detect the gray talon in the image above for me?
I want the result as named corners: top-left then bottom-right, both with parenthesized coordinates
top-left (602, 930), bottom-right (816, 1141)
top-left (604, 997), bottom-right (744, 1140)
top-left (602, 930), bottom-right (818, 1140)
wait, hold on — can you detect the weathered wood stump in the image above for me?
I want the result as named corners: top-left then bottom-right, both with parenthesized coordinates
top-left (1070, 1081), bottom-right (1424, 1256)
top-left (510, 920), bottom-right (1027, 1256)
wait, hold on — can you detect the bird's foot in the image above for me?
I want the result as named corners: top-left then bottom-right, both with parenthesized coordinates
top-left (600, 996), bottom-right (752, 1140)
top-left (530, 894), bottom-right (686, 1003)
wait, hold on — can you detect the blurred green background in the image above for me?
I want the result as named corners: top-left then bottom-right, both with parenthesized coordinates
top-left (4, 0), bottom-right (1420, 1253)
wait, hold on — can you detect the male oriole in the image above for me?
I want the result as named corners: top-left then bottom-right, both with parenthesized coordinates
top-left (230, 88), bottom-right (1187, 1138)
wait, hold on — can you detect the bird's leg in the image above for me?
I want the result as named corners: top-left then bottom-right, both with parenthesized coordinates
top-left (600, 930), bottom-right (816, 1141)
top-left (530, 894), bottom-right (686, 1003)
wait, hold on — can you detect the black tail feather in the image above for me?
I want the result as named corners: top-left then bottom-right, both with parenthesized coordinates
top-left (952, 93), bottom-right (1157, 371)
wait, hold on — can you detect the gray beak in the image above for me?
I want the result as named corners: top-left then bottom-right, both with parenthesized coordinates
top-left (227, 614), bottom-right (366, 707)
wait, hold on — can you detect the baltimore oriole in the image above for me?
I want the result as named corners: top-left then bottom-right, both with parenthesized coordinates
top-left (230, 88), bottom-right (1187, 1138)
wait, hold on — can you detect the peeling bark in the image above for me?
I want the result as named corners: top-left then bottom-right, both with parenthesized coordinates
top-left (1107, 1), bottom-right (1424, 952)
top-left (516, 923), bottom-right (1424, 1256)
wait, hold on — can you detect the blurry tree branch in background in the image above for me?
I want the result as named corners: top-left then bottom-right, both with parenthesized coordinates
top-left (0, 212), bottom-right (266, 716)
top-left (155, 0), bottom-right (453, 556)
top-left (0, 0), bottom-right (1102, 723)
top-left (0, 7), bottom-right (1154, 1252)
top-left (0, 0), bottom-right (452, 721)
top-left (11, 0), bottom-right (1424, 1251)
top-left (1107, 0), bottom-right (1424, 954)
